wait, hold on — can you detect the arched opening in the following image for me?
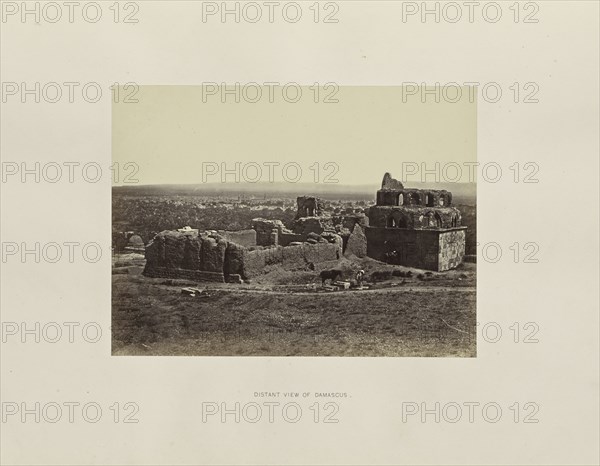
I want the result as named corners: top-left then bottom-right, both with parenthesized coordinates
top-left (397, 216), bottom-right (407, 228)
top-left (387, 217), bottom-right (396, 228)
top-left (439, 196), bottom-right (445, 206)
top-left (425, 212), bottom-right (435, 227)
top-left (434, 213), bottom-right (443, 228)
top-left (409, 192), bottom-right (421, 205)
top-left (451, 214), bottom-right (458, 227)
top-left (397, 193), bottom-right (404, 206)
top-left (426, 193), bottom-right (434, 207)
top-left (307, 207), bottom-right (315, 216)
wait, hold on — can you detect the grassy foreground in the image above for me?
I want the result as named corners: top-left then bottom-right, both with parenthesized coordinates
top-left (112, 256), bottom-right (476, 357)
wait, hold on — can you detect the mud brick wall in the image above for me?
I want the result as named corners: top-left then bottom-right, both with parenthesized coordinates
top-left (252, 219), bottom-right (285, 246)
top-left (278, 232), bottom-right (304, 246)
top-left (243, 242), bottom-right (339, 278)
top-left (224, 242), bottom-right (245, 276)
top-left (344, 224), bottom-right (367, 258)
top-left (144, 231), bottom-right (230, 278)
top-left (292, 217), bottom-right (334, 236)
top-left (145, 229), bottom-right (343, 281)
top-left (218, 229), bottom-right (257, 248)
top-left (365, 227), bottom-right (466, 271)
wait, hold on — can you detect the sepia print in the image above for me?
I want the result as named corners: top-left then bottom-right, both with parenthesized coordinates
top-left (111, 86), bottom-right (476, 356)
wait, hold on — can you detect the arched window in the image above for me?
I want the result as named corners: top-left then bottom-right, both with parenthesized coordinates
top-left (397, 193), bottom-right (404, 205)
top-left (426, 212), bottom-right (435, 227)
top-left (426, 193), bottom-right (434, 207)
top-left (439, 196), bottom-right (445, 206)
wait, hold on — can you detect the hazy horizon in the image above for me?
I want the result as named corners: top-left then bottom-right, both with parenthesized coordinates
top-left (113, 86), bottom-right (476, 186)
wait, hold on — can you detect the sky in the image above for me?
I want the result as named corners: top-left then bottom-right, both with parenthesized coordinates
top-left (112, 86), bottom-right (476, 186)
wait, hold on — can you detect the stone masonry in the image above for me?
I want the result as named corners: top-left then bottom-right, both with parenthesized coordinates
top-left (365, 173), bottom-right (466, 271)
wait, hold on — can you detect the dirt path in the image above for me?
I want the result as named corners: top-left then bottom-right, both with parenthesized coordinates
top-left (180, 285), bottom-right (475, 296)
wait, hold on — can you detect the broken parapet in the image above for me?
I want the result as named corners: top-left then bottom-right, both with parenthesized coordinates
top-left (292, 216), bottom-right (335, 236)
top-left (381, 172), bottom-right (404, 190)
top-left (295, 196), bottom-right (324, 219)
top-left (252, 218), bottom-right (286, 246)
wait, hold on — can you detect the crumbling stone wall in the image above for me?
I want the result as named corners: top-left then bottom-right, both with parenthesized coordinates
top-left (243, 242), bottom-right (340, 277)
top-left (381, 172), bottom-right (404, 190)
top-left (368, 206), bottom-right (461, 229)
top-left (144, 228), bottom-right (343, 281)
top-left (376, 188), bottom-right (453, 207)
top-left (223, 241), bottom-right (245, 276)
top-left (254, 211), bottom-right (336, 247)
top-left (252, 219), bottom-right (285, 246)
top-left (365, 172), bottom-right (467, 271)
top-left (295, 196), bottom-right (324, 219)
top-left (341, 213), bottom-right (369, 231)
top-left (144, 231), bottom-right (229, 281)
top-left (365, 226), bottom-right (466, 271)
top-left (438, 229), bottom-right (466, 271)
top-left (218, 229), bottom-right (257, 248)
top-left (292, 217), bottom-right (334, 236)
top-left (344, 224), bottom-right (367, 258)
top-left (279, 232), bottom-right (304, 246)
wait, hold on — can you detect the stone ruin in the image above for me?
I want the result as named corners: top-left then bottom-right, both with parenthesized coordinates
top-left (143, 229), bottom-right (343, 283)
top-left (142, 172), bottom-right (466, 282)
top-left (365, 173), bottom-right (466, 271)
top-left (252, 195), bottom-right (368, 256)
top-left (143, 196), bottom-right (345, 283)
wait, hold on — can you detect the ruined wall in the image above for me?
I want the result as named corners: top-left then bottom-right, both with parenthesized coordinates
top-left (381, 172), bottom-right (404, 190)
top-left (292, 216), bottom-right (334, 236)
top-left (218, 229), bottom-right (257, 248)
top-left (376, 188), bottom-right (452, 207)
top-left (438, 229), bottom-right (466, 271)
top-left (344, 224), bottom-right (367, 258)
top-left (243, 242), bottom-right (340, 278)
top-left (295, 196), bottom-right (324, 219)
top-left (278, 232), bottom-right (304, 246)
top-left (368, 206), bottom-right (461, 229)
top-left (365, 227), bottom-right (466, 271)
top-left (252, 219), bottom-right (284, 246)
top-left (341, 213), bottom-right (369, 231)
top-left (144, 229), bottom-right (343, 281)
top-left (223, 241), bottom-right (245, 276)
top-left (144, 231), bottom-right (229, 281)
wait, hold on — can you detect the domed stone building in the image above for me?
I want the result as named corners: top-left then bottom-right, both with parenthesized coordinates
top-left (365, 173), bottom-right (466, 271)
